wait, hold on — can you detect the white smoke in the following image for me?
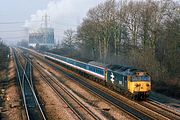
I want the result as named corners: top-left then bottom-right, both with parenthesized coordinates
top-left (24, 0), bottom-right (104, 42)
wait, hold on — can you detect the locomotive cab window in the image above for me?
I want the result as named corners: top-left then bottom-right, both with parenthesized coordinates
top-left (132, 76), bottom-right (150, 81)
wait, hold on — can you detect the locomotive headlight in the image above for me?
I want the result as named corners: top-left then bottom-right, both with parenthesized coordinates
top-left (146, 83), bottom-right (150, 87)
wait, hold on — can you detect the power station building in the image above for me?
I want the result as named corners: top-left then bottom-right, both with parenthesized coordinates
top-left (28, 28), bottom-right (55, 48)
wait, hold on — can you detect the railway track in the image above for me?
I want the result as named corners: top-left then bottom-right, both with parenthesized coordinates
top-left (22, 48), bottom-right (180, 120)
top-left (13, 49), bottom-right (46, 120)
top-left (60, 67), bottom-right (179, 120)
top-left (60, 67), bottom-right (180, 120)
top-left (50, 65), bottom-right (165, 120)
top-left (29, 52), bottom-right (154, 120)
top-left (140, 99), bottom-right (180, 120)
top-left (32, 59), bottom-right (103, 120)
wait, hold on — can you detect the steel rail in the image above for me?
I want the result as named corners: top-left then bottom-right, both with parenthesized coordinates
top-left (33, 60), bottom-right (101, 120)
top-left (13, 49), bottom-right (30, 120)
top-left (22, 47), bottom-right (174, 120)
top-left (143, 99), bottom-right (180, 120)
top-left (46, 59), bottom-right (153, 119)
top-left (13, 48), bottom-right (46, 120)
top-left (27, 50), bottom-right (152, 120)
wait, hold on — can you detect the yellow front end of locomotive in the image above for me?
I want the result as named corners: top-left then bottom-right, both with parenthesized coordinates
top-left (128, 81), bottom-right (151, 94)
top-left (127, 74), bottom-right (151, 96)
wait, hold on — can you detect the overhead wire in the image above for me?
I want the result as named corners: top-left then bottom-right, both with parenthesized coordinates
top-left (2, 36), bottom-right (27, 39)
top-left (0, 21), bottom-right (41, 25)
top-left (0, 30), bottom-right (26, 33)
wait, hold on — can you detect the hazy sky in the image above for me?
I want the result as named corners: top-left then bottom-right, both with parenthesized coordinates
top-left (0, 0), bottom-right (104, 45)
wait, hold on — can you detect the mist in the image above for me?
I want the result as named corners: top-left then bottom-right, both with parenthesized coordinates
top-left (24, 0), bottom-right (104, 43)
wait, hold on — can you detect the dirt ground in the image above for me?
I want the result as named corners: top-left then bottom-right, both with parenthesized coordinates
top-left (1, 50), bottom-right (25, 120)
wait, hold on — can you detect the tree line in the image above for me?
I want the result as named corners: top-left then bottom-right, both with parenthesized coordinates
top-left (0, 41), bottom-right (9, 71)
top-left (61, 0), bottom-right (179, 97)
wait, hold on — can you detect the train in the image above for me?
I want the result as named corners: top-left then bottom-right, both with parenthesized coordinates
top-left (21, 47), bottom-right (151, 100)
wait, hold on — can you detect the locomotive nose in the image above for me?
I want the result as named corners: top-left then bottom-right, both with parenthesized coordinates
top-left (134, 82), bottom-right (150, 92)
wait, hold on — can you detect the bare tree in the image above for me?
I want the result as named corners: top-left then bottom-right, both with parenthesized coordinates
top-left (76, 0), bottom-right (180, 95)
top-left (62, 29), bottom-right (76, 50)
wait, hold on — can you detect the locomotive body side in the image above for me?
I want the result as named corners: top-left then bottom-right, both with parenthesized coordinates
top-left (106, 69), bottom-right (128, 91)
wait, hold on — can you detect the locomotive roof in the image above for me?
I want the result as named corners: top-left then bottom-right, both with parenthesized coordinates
top-left (115, 66), bottom-right (144, 74)
top-left (106, 64), bottom-right (123, 70)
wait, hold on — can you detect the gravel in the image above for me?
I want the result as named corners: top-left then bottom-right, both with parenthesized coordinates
top-left (33, 69), bottom-right (77, 120)
top-left (3, 51), bottom-right (24, 120)
top-left (35, 59), bottom-right (133, 120)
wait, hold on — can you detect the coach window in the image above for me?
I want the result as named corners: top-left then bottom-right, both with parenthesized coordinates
top-left (96, 69), bottom-right (99, 74)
